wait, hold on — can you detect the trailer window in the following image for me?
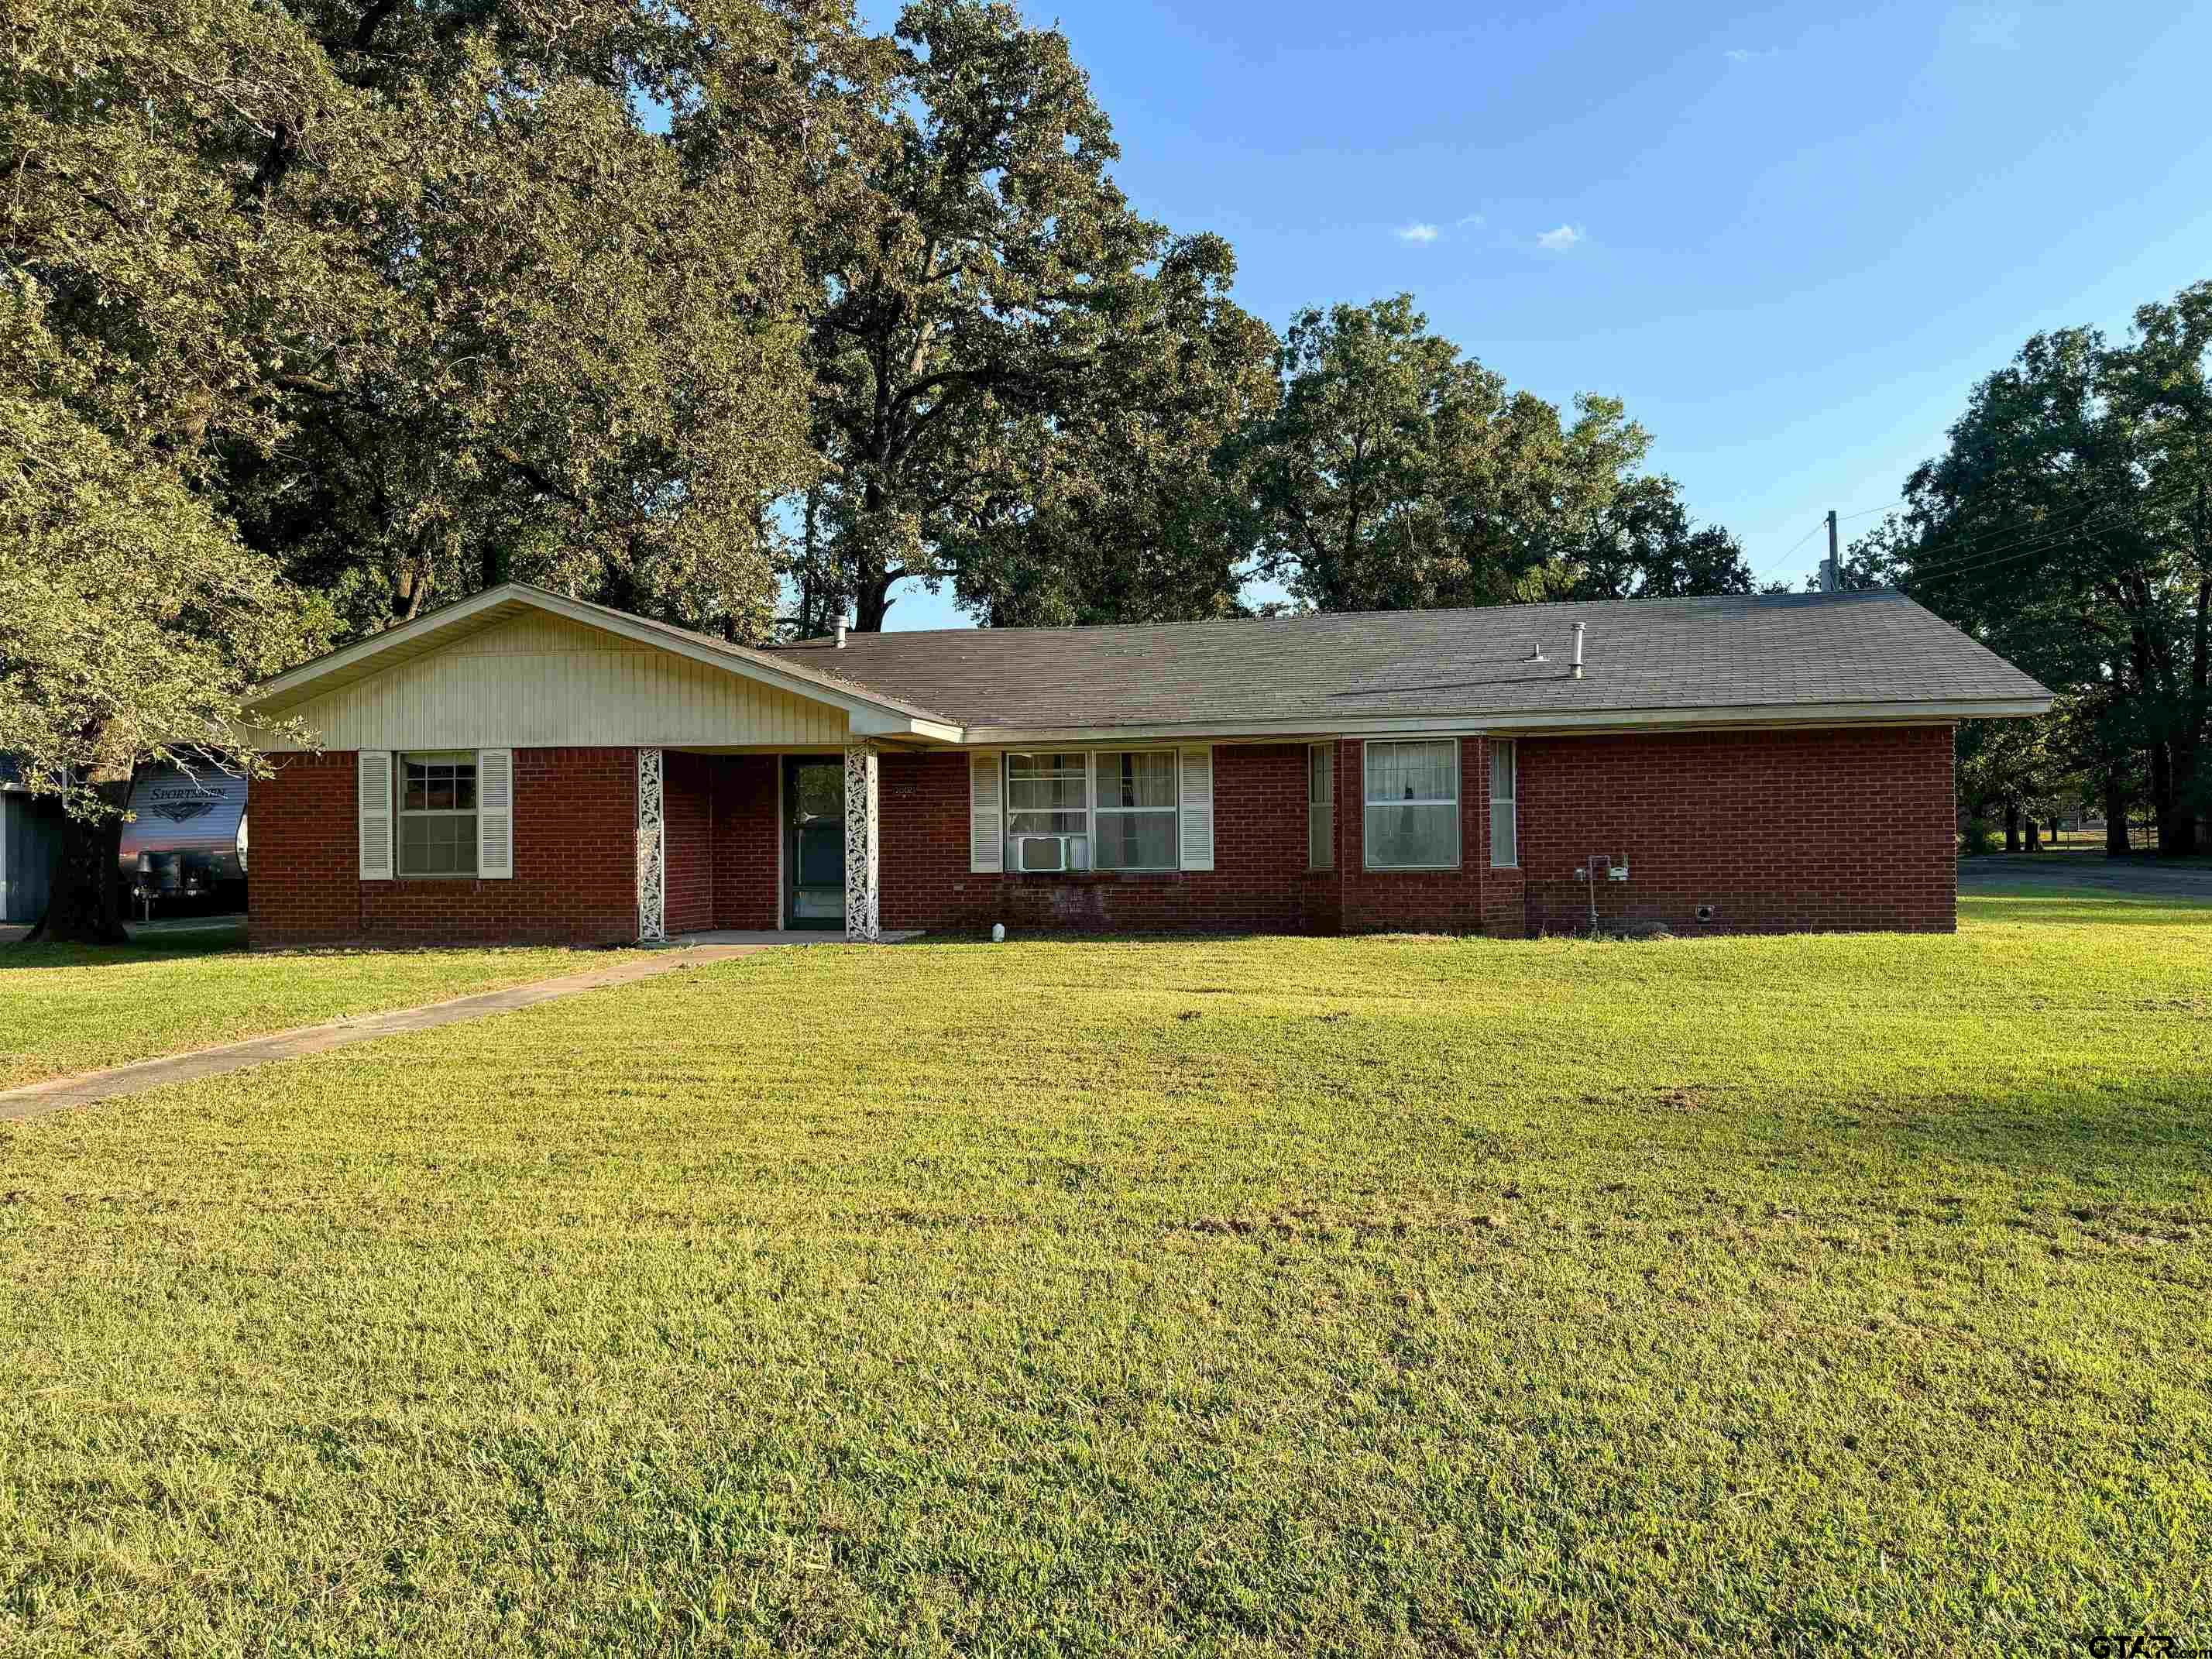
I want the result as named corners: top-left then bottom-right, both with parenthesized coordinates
top-left (399, 752), bottom-right (478, 876)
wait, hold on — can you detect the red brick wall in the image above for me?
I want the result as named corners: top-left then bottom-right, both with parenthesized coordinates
top-left (249, 747), bottom-right (638, 946)
top-left (709, 756), bottom-right (780, 931)
top-left (662, 750), bottom-right (716, 936)
top-left (1516, 725), bottom-right (1957, 936)
top-left (248, 752), bottom-right (358, 942)
top-left (878, 745), bottom-right (1323, 935)
top-left (252, 728), bottom-right (1960, 946)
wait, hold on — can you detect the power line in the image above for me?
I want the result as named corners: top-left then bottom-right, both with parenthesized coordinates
top-left (1834, 500), bottom-right (1904, 525)
top-left (1903, 511), bottom-right (2134, 585)
top-left (1753, 520), bottom-right (1826, 583)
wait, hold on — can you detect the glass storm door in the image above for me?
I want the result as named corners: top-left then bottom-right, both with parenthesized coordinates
top-left (785, 758), bottom-right (845, 929)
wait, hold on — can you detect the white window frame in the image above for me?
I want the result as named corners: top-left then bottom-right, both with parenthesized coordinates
top-left (1489, 740), bottom-right (1518, 869)
top-left (1307, 742), bottom-right (1335, 871)
top-left (397, 750), bottom-right (479, 878)
top-left (1362, 738), bottom-right (1462, 871)
top-left (1091, 748), bottom-right (1182, 872)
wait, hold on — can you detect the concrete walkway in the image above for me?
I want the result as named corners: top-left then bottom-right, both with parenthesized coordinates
top-left (0, 943), bottom-right (771, 1125)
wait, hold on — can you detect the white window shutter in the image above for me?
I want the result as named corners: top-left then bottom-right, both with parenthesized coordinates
top-left (969, 752), bottom-right (1003, 872)
top-left (1179, 747), bottom-right (1214, 871)
top-left (358, 750), bottom-right (393, 880)
top-left (477, 747), bottom-right (514, 879)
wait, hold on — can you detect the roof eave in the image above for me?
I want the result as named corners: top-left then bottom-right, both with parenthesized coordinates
top-left (955, 695), bottom-right (2052, 746)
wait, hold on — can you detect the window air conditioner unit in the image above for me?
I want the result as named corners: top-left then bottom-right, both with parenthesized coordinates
top-left (1010, 834), bottom-right (1087, 872)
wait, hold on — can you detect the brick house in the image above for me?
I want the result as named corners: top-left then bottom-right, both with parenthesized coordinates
top-left (242, 583), bottom-right (2049, 946)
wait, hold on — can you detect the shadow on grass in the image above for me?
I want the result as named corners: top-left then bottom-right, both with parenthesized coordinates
top-left (1960, 891), bottom-right (2212, 926)
top-left (0, 923), bottom-right (247, 971)
top-left (1864, 1072), bottom-right (2212, 1200)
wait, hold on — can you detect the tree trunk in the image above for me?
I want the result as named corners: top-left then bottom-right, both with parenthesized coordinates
top-left (2152, 734), bottom-right (2196, 857)
top-left (2003, 800), bottom-right (2021, 853)
top-left (855, 572), bottom-right (895, 633)
top-left (2104, 767), bottom-right (2130, 856)
top-left (2025, 816), bottom-right (2042, 853)
top-left (33, 790), bottom-right (132, 945)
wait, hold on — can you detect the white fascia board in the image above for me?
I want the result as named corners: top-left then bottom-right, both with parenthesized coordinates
top-left (957, 696), bottom-right (2051, 747)
top-left (251, 584), bottom-right (943, 730)
top-left (850, 709), bottom-right (966, 742)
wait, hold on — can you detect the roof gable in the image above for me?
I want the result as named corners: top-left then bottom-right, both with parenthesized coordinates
top-left (251, 586), bottom-right (961, 744)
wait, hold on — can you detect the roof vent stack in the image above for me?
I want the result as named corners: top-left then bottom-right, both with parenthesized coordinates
top-left (1525, 640), bottom-right (1547, 663)
top-left (835, 617), bottom-right (848, 649)
top-left (1571, 622), bottom-right (1585, 679)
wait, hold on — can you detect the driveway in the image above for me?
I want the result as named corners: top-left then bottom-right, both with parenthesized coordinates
top-left (1960, 853), bottom-right (2212, 901)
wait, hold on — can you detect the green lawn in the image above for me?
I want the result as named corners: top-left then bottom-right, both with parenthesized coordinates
top-left (1, 895), bottom-right (2207, 1654)
top-left (0, 927), bottom-right (645, 1089)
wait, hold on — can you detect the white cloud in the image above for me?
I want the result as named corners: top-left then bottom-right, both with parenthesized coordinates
top-left (1454, 211), bottom-right (1486, 229)
top-left (1396, 222), bottom-right (1440, 244)
top-left (1724, 47), bottom-right (1754, 61)
top-left (1535, 223), bottom-right (1585, 252)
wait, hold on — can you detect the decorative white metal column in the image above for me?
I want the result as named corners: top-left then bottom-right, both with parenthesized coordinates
top-left (636, 747), bottom-right (666, 942)
top-left (843, 740), bottom-right (880, 943)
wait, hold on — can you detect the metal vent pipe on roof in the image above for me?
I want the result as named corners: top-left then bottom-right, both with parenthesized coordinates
top-left (1571, 622), bottom-right (1585, 679)
top-left (835, 618), bottom-right (847, 648)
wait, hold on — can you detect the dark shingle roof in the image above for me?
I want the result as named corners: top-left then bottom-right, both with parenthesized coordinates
top-left (771, 589), bottom-right (2050, 733)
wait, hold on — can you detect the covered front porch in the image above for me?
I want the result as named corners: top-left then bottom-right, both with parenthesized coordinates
top-left (633, 744), bottom-right (901, 943)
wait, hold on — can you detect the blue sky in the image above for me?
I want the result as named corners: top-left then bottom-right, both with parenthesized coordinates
top-left (869, 0), bottom-right (2212, 629)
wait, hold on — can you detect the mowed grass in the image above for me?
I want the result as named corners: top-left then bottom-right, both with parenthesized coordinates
top-left (0, 927), bottom-right (646, 1089)
top-left (1, 895), bottom-right (2208, 1655)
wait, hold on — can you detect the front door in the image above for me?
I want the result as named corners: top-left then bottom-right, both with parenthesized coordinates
top-left (785, 757), bottom-right (845, 929)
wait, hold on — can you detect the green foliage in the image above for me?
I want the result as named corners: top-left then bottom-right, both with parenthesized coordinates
top-left (2, 905), bottom-right (2208, 1650)
top-left (1884, 281), bottom-right (2212, 855)
top-left (1228, 295), bottom-right (1747, 613)
top-left (0, 357), bottom-right (328, 823)
top-left (1959, 818), bottom-right (1999, 857)
top-left (792, 1), bottom-right (1277, 631)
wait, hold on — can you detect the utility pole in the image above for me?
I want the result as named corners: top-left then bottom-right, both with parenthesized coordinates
top-left (1819, 509), bottom-right (1840, 592)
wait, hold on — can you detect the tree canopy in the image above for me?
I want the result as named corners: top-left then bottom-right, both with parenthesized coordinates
top-left (1226, 296), bottom-right (1750, 614)
top-left (5, 0), bottom-right (1755, 936)
top-left (1850, 283), bottom-right (2212, 857)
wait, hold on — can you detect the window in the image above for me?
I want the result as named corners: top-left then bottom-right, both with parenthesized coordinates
top-left (1489, 740), bottom-right (1518, 868)
top-left (398, 751), bottom-right (478, 876)
top-left (1307, 743), bottom-right (1334, 870)
top-left (1001, 749), bottom-right (1190, 871)
top-left (1094, 750), bottom-right (1178, 870)
top-left (1005, 752), bottom-right (1089, 836)
top-left (1363, 739), bottom-right (1459, 869)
